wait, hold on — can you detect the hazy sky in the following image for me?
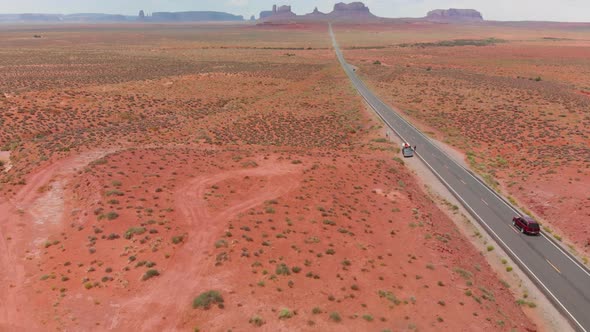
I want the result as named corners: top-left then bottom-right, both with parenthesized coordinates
top-left (0, 0), bottom-right (588, 22)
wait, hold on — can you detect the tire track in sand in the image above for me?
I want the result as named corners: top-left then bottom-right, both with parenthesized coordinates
top-left (109, 162), bottom-right (301, 331)
top-left (0, 149), bottom-right (116, 330)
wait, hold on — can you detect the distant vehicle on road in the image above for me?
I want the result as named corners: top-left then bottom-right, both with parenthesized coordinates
top-left (401, 143), bottom-right (415, 158)
top-left (512, 216), bottom-right (540, 235)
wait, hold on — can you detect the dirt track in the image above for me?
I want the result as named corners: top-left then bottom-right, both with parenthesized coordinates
top-left (0, 150), bottom-right (114, 330)
top-left (108, 161), bottom-right (301, 330)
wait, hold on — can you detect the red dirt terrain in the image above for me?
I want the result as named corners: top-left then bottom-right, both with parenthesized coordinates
top-left (1, 24), bottom-right (536, 331)
top-left (336, 22), bottom-right (590, 259)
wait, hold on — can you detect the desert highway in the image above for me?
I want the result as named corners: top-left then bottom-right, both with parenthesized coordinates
top-left (330, 25), bottom-right (590, 332)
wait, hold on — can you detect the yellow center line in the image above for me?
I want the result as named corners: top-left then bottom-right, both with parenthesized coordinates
top-left (546, 259), bottom-right (561, 274)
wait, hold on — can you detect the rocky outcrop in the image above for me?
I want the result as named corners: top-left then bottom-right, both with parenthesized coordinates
top-left (260, 2), bottom-right (377, 22)
top-left (330, 2), bottom-right (376, 21)
top-left (303, 7), bottom-right (328, 20)
top-left (259, 5), bottom-right (296, 21)
top-left (152, 11), bottom-right (244, 22)
top-left (259, 5), bottom-right (276, 20)
top-left (426, 8), bottom-right (483, 21)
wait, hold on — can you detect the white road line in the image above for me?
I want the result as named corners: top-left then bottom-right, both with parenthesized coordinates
top-left (342, 32), bottom-right (590, 280)
top-left (542, 233), bottom-right (590, 278)
top-left (481, 198), bottom-right (489, 206)
top-left (547, 259), bottom-right (562, 274)
top-left (460, 179), bottom-right (466, 184)
top-left (416, 150), bottom-right (587, 332)
top-left (396, 114), bottom-right (590, 271)
top-left (331, 27), bottom-right (588, 332)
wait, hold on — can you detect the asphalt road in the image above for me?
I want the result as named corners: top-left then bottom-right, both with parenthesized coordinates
top-left (330, 25), bottom-right (590, 332)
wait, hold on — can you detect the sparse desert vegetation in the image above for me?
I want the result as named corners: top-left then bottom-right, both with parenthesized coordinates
top-left (0, 22), bottom-right (540, 331)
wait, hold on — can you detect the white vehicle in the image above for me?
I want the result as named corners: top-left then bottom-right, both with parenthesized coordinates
top-left (401, 143), bottom-right (415, 158)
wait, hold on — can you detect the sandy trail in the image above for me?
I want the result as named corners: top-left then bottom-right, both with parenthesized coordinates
top-left (108, 162), bottom-right (301, 331)
top-left (0, 149), bottom-right (116, 330)
top-left (0, 151), bottom-right (12, 172)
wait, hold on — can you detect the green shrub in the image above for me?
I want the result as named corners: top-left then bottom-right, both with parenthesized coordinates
top-left (142, 269), bottom-right (160, 281)
top-left (215, 239), bottom-right (228, 248)
top-left (193, 290), bottom-right (224, 309)
top-left (378, 290), bottom-right (400, 305)
top-left (322, 220), bottom-right (336, 226)
top-left (278, 308), bottom-right (294, 319)
top-left (453, 267), bottom-right (472, 280)
top-left (276, 263), bottom-right (291, 276)
top-left (249, 315), bottom-right (264, 327)
top-left (329, 312), bottom-right (341, 322)
top-left (124, 227), bottom-right (146, 239)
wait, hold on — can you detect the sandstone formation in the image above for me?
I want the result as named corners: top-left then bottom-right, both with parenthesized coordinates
top-left (331, 1), bottom-right (375, 20)
top-left (260, 5), bottom-right (296, 20)
top-left (303, 7), bottom-right (328, 20)
top-left (426, 8), bottom-right (483, 21)
top-left (259, 2), bottom-right (377, 22)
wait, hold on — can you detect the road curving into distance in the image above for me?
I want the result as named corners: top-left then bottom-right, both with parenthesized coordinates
top-left (330, 24), bottom-right (590, 332)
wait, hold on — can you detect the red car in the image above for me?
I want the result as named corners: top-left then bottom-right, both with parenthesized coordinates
top-left (512, 216), bottom-right (540, 235)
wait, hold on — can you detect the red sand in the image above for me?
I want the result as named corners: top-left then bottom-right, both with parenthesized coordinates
top-left (0, 24), bottom-right (539, 331)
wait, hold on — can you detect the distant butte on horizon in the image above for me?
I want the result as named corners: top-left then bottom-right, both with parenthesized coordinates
top-left (259, 2), bottom-right (377, 22)
top-left (258, 2), bottom-right (484, 23)
top-left (0, 2), bottom-right (486, 23)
